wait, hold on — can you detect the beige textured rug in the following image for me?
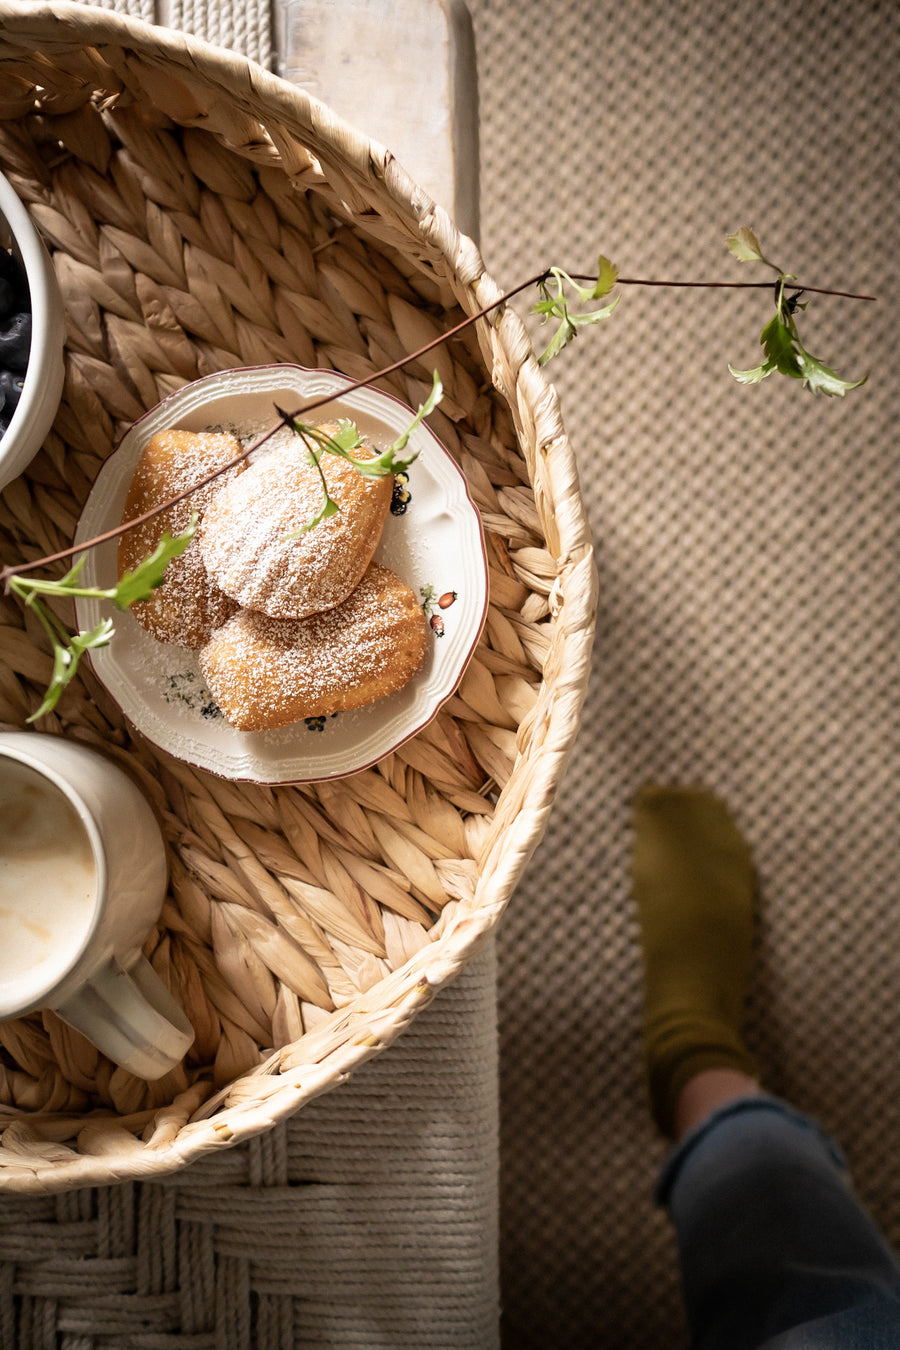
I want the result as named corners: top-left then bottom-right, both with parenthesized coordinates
top-left (468, 0), bottom-right (900, 1345)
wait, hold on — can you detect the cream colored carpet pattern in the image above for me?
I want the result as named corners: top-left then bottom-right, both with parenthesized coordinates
top-left (467, 0), bottom-right (900, 1345)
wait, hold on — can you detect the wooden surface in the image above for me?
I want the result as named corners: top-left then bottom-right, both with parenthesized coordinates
top-left (274, 0), bottom-right (479, 240)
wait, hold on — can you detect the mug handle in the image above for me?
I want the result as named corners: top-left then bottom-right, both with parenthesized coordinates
top-left (55, 956), bottom-right (195, 1080)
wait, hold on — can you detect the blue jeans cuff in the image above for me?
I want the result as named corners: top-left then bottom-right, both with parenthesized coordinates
top-left (656, 1093), bottom-right (846, 1208)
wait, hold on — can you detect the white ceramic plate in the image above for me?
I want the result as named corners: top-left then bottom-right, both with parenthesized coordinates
top-left (74, 365), bottom-right (488, 783)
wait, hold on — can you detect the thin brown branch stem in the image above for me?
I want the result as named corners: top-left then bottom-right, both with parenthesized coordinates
top-left (572, 275), bottom-right (877, 301)
top-left (0, 271), bottom-right (548, 588)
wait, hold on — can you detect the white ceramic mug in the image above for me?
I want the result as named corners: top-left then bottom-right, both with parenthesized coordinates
top-left (0, 731), bottom-right (194, 1079)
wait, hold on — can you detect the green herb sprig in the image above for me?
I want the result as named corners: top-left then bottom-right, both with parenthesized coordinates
top-left (726, 227), bottom-right (867, 395)
top-left (7, 523), bottom-right (195, 720)
top-left (279, 372), bottom-right (443, 536)
top-left (533, 258), bottom-right (619, 364)
top-left (277, 419), bottom-right (365, 534)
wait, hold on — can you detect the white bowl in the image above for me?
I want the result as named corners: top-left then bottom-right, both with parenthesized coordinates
top-left (0, 169), bottom-right (66, 493)
top-left (74, 365), bottom-right (490, 783)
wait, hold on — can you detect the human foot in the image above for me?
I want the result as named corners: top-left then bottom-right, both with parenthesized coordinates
top-left (632, 786), bottom-right (759, 1136)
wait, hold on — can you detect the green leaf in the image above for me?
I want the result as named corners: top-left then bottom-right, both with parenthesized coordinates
top-left (728, 361), bottom-right (776, 386)
top-left (58, 555), bottom-right (90, 587)
top-left (533, 264), bottom-right (619, 364)
top-left (571, 295), bottom-right (619, 327)
top-left (592, 255), bottom-right (619, 299)
top-left (760, 312), bottom-right (803, 378)
top-left (281, 377), bottom-right (442, 536)
top-left (26, 611), bottom-right (115, 722)
top-left (726, 227), bottom-right (765, 263)
top-left (384, 370), bottom-right (443, 460)
top-left (112, 520), bottom-right (196, 609)
top-left (537, 311), bottom-right (577, 365)
top-left (729, 246), bottom-right (868, 397)
top-left (330, 419), bottom-right (365, 452)
top-left (278, 413), bottom-right (364, 466)
top-left (29, 647), bottom-right (74, 722)
top-left (284, 494), bottom-right (340, 539)
top-left (287, 375), bottom-right (442, 486)
top-left (344, 371), bottom-right (443, 476)
top-left (10, 520), bottom-right (195, 719)
top-left (795, 348), bottom-right (868, 396)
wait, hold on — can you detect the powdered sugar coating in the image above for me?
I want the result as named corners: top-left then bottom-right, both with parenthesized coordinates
top-left (199, 562), bottom-right (428, 731)
top-left (117, 429), bottom-right (247, 649)
top-left (198, 423), bottom-right (393, 620)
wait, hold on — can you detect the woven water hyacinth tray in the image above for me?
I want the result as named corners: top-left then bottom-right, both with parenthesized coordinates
top-left (0, 2), bottom-right (596, 1192)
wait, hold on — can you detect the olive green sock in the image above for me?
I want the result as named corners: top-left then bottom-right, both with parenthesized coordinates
top-left (631, 785), bottom-right (758, 1136)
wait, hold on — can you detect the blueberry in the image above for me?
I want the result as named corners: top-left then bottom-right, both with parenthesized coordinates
top-left (0, 251), bottom-right (26, 307)
top-left (0, 368), bottom-right (25, 413)
top-left (0, 311), bottom-right (31, 372)
top-left (0, 251), bottom-right (17, 286)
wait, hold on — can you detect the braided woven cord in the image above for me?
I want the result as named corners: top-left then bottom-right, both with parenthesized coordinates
top-left (0, 942), bottom-right (499, 1348)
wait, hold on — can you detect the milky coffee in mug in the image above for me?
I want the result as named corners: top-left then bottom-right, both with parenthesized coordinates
top-left (0, 731), bottom-right (194, 1079)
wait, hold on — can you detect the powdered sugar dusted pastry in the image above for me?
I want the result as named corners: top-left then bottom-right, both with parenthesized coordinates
top-left (198, 562), bottom-right (428, 731)
top-left (118, 428), bottom-right (246, 649)
top-left (197, 425), bottom-right (393, 621)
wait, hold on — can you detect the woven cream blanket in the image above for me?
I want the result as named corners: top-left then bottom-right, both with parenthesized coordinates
top-left (88, 0), bottom-right (273, 66)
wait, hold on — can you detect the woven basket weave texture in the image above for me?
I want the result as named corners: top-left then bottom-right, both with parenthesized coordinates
top-left (0, 1), bottom-right (595, 1193)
